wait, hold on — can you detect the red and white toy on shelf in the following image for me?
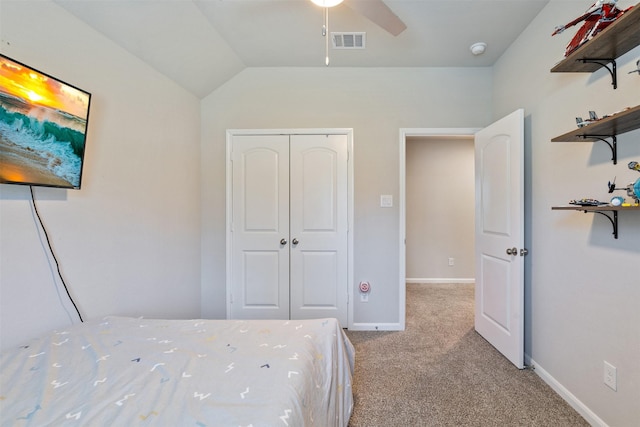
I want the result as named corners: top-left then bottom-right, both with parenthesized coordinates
top-left (552, 0), bottom-right (633, 57)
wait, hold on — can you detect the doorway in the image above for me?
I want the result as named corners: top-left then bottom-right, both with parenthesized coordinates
top-left (405, 135), bottom-right (475, 284)
top-left (398, 128), bottom-right (479, 330)
top-left (400, 110), bottom-right (526, 369)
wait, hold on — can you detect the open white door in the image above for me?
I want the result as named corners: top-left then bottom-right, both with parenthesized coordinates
top-left (474, 109), bottom-right (525, 369)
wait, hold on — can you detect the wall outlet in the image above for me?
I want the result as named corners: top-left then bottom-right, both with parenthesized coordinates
top-left (604, 361), bottom-right (617, 391)
top-left (448, 257), bottom-right (454, 266)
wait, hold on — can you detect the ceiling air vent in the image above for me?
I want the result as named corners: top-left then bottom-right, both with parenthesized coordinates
top-left (331, 32), bottom-right (366, 49)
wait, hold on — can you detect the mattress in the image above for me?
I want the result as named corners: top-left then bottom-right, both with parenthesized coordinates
top-left (0, 316), bottom-right (355, 426)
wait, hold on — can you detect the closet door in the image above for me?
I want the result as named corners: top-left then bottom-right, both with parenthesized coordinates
top-left (229, 133), bottom-right (348, 324)
top-left (230, 135), bottom-right (290, 319)
top-left (289, 135), bottom-right (348, 323)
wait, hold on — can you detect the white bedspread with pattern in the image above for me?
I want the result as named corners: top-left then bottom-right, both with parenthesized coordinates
top-left (0, 316), bottom-right (355, 426)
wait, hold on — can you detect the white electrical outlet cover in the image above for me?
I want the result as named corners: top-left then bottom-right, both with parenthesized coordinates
top-left (604, 361), bottom-right (617, 391)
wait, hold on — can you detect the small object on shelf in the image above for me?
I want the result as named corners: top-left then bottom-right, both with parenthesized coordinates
top-left (569, 198), bottom-right (608, 206)
top-left (629, 59), bottom-right (640, 74)
top-left (576, 110), bottom-right (599, 127)
top-left (610, 196), bottom-right (624, 206)
top-left (551, 0), bottom-right (633, 57)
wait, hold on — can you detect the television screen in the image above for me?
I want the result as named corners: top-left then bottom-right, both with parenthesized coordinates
top-left (0, 54), bottom-right (91, 189)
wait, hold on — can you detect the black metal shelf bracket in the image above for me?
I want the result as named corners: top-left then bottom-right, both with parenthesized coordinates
top-left (578, 58), bottom-right (617, 88)
top-left (578, 134), bottom-right (617, 164)
top-left (583, 209), bottom-right (618, 238)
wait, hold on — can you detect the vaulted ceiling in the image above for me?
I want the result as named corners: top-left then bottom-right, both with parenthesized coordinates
top-left (54, 0), bottom-right (551, 98)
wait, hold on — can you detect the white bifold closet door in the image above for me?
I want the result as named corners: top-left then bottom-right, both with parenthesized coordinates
top-left (230, 134), bottom-right (348, 324)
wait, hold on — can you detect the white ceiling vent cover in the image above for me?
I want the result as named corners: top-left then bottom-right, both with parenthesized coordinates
top-left (332, 32), bottom-right (366, 49)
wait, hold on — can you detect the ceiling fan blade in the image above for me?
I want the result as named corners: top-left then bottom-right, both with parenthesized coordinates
top-left (344, 0), bottom-right (407, 36)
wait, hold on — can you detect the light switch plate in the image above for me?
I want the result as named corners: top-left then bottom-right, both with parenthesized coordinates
top-left (380, 195), bottom-right (393, 208)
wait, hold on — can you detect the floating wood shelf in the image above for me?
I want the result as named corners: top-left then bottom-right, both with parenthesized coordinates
top-left (550, 4), bottom-right (640, 88)
top-left (551, 105), bottom-right (640, 164)
top-left (552, 205), bottom-right (640, 239)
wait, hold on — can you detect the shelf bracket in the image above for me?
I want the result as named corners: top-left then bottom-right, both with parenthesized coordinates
top-left (578, 58), bottom-right (617, 89)
top-left (577, 134), bottom-right (617, 165)
top-left (583, 209), bottom-right (618, 239)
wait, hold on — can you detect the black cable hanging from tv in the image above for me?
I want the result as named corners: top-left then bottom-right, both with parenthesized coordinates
top-left (30, 186), bottom-right (84, 323)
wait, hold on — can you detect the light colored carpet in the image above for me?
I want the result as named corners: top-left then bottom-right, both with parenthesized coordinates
top-left (345, 283), bottom-right (589, 426)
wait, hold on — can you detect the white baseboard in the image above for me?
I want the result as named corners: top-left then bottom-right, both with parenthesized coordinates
top-left (406, 278), bottom-right (475, 284)
top-left (525, 354), bottom-right (608, 427)
top-left (349, 322), bottom-right (404, 331)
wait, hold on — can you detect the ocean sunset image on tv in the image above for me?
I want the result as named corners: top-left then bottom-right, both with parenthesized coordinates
top-left (0, 54), bottom-right (91, 189)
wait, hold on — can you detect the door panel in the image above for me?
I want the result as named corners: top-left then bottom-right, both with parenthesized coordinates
top-left (300, 251), bottom-right (338, 306)
top-left (480, 136), bottom-right (511, 235)
top-left (290, 134), bottom-right (348, 323)
top-left (301, 149), bottom-right (337, 230)
top-left (474, 109), bottom-right (525, 369)
top-left (243, 148), bottom-right (282, 231)
top-left (231, 135), bottom-right (290, 319)
top-left (243, 251), bottom-right (281, 306)
top-left (479, 254), bottom-right (510, 331)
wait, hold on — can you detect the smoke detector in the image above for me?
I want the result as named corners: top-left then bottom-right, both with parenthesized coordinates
top-left (470, 42), bottom-right (487, 56)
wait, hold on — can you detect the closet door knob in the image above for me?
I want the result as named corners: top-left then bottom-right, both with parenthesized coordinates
top-left (280, 239), bottom-right (287, 245)
top-left (506, 247), bottom-right (517, 256)
top-left (292, 238), bottom-right (299, 245)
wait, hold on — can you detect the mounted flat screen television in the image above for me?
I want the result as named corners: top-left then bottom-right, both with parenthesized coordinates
top-left (0, 54), bottom-right (91, 189)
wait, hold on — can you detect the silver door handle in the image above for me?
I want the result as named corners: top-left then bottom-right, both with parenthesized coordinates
top-left (520, 248), bottom-right (529, 256)
top-left (506, 247), bottom-right (518, 255)
top-left (280, 239), bottom-right (287, 245)
top-left (292, 238), bottom-right (299, 245)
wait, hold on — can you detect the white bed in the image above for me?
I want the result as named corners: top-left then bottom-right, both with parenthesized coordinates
top-left (0, 316), bottom-right (355, 426)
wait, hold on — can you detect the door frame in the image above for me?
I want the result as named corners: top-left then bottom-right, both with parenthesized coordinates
top-left (399, 128), bottom-right (480, 330)
top-left (226, 128), bottom-right (354, 328)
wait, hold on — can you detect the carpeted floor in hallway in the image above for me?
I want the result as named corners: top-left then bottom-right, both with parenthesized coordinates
top-left (345, 283), bottom-right (589, 427)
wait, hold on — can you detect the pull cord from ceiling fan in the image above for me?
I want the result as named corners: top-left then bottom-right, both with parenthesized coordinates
top-left (310, 0), bottom-right (343, 65)
top-left (323, 6), bottom-right (330, 66)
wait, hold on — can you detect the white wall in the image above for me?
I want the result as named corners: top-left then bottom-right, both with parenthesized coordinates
top-left (493, 1), bottom-right (640, 425)
top-left (0, 1), bottom-right (202, 351)
top-left (405, 136), bottom-right (475, 281)
top-left (200, 67), bottom-right (492, 326)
